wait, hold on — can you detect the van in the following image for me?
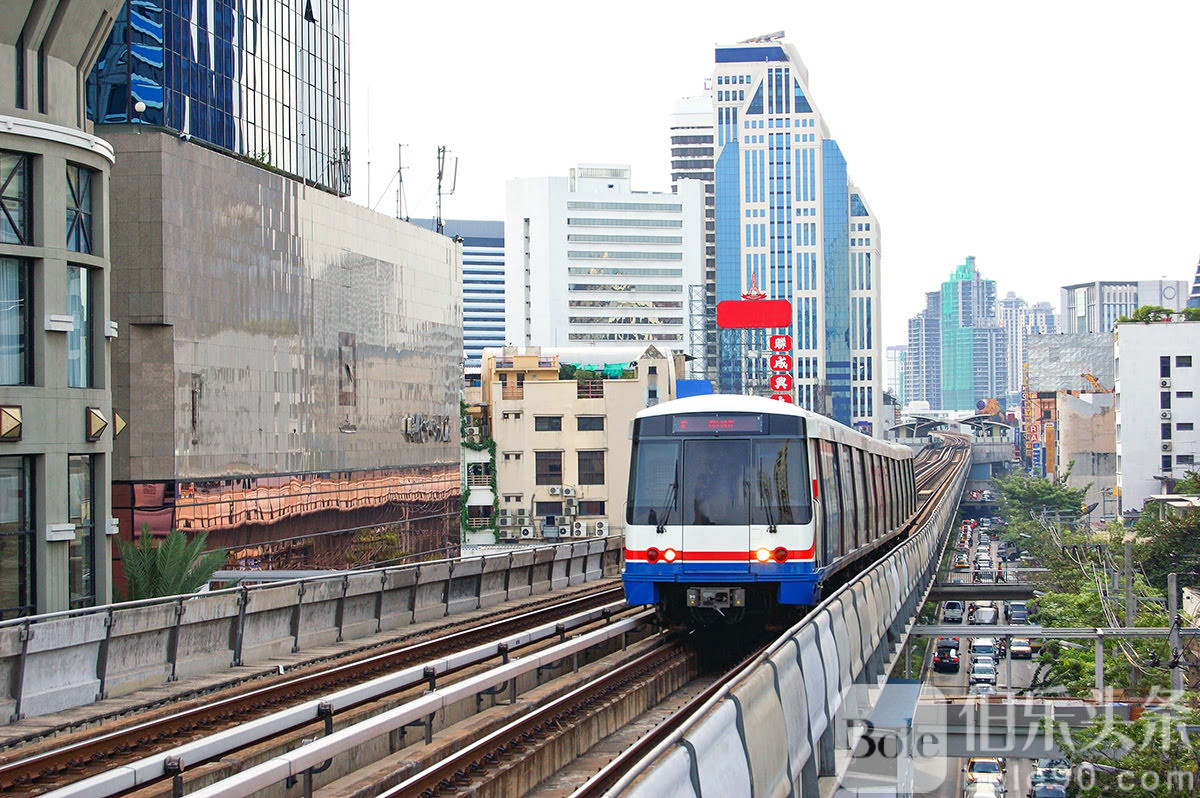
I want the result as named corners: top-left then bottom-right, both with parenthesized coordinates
top-left (943, 600), bottom-right (965, 623)
top-left (970, 637), bottom-right (997, 658)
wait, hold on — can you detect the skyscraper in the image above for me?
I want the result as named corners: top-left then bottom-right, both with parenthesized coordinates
top-left (669, 90), bottom-right (716, 376)
top-left (712, 34), bottom-right (881, 433)
top-left (505, 165), bottom-right (705, 356)
top-left (88, 0), bottom-right (350, 195)
top-left (905, 291), bottom-right (941, 409)
top-left (939, 257), bottom-right (1007, 412)
top-left (997, 291), bottom-right (1028, 401)
top-left (1189, 259), bottom-right (1200, 309)
top-left (1061, 279), bottom-right (1189, 333)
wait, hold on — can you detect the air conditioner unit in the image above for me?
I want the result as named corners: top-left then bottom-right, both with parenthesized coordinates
top-left (499, 528), bottom-right (515, 540)
top-left (548, 486), bottom-right (561, 496)
top-left (573, 520), bottom-right (589, 537)
top-left (498, 516), bottom-right (511, 527)
top-left (466, 426), bottom-right (480, 436)
top-left (516, 508), bottom-right (527, 517)
top-left (593, 519), bottom-right (608, 536)
top-left (520, 526), bottom-right (534, 539)
top-left (562, 486), bottom-right (576, 497)
top-left (1161, 410), bottom-right (1172, 419)
top-left (565, 498), bottom-right (578, 509)
top-left (498, 508), bottom-right (510, 518)
top-left (1161, 378), bottom-right (1172, 388)
top-left (1162, 442), bottom-right (1173, 452)
top-left (563, 507), bottom-right (576, 517)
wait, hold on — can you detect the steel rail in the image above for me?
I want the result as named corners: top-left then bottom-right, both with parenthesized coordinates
top-left (7, 587), bottom-right (626, 792)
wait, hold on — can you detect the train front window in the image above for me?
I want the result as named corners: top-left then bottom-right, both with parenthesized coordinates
top-left (627, 440), bottom-right (680, 525)
top-left (751, 440), bottom-right (812, 525)
top-left (682, 439), bottom-right (751, 526)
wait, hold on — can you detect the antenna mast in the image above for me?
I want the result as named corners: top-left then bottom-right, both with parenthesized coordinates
top-left (395, 144), bottom-right (408, 221)
top-left (435, 145), bottom-right (458, 234)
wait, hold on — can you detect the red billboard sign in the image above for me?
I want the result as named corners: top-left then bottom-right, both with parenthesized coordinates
top-left (768, 334), bottom-right (793, 351)
top-left (716, 299), bottom-right (792, 330)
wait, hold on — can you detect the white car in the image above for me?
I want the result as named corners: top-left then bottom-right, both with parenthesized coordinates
top-left (963, 783), bottom-right (1004, 798)
top-left (970, 662), bottom-right (997, 685)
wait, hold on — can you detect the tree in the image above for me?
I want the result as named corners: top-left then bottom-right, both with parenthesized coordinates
top-left (992, 470), bottom-right (1088, 518)
top-left (1174, 470), bottom-right (1200, 495)
top-left (1134, 511), bottom-right (1200, 591)
top-left (1116, 304), bottom-right (1175, 324)
top-left (1183, 307), bottom-right (1200, 322)
top-left (118, 525), bottom-right (228, 600)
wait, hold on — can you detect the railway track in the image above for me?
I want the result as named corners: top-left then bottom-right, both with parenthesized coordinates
top-left (0, 586), bottom-right (629, 793)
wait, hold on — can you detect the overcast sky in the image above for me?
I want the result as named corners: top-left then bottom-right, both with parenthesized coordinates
top-left (347, 1), bottom-right (1200, 349)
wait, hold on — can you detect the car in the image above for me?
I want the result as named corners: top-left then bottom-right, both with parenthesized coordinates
top-left (934, 637), bottom-right (961, 672)
top-left (963, 783), bottom-right (1004, 798)
top-left (971, 606), bottom-right (999, 625)
top-left (944, 601), bottom-right (965, 623)
top-left (969, 683), bottom-right (997, 697)
top-left (1006, 601), bottom-right (1029, 623)
top-left (1028, 787), bottom-right (1066, 798)
top-left (978, 569), bottom-right (995, 583)
top-left (970, 637), bottom-right (997, 658)
top-left (972, 654), bottom-right (996, 669)
top-left (1009, 638), bottom-right (1033, 658)
top-left (1035, 757), bottom-right (1070, 774)
top-left (980, 532), bottom-right (992, 543)
top-left (1031, 768), bottom-right (1068, 789)
top-left (954, 556), bottom-right (970, 570)
top-left (970, 662), bottom-right (997, 685)
top-left (1030, 637), bottom-right (1043, 654)
top-left (964, 756), bottom-right (1005, 784)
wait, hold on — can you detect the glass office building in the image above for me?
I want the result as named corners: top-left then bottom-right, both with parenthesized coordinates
top-left (712, 36), bottom-right (882, 432)
top-left (88, 0), bottom-right (350, 195)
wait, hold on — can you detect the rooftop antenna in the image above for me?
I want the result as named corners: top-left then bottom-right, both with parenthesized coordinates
top-left (435, 145), bottom-right (458, 235)
top-left (396, 143), bottom-right (409, 221)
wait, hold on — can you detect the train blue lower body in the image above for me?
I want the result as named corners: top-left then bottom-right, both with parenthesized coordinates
top-left (623, 560), bottom-right (824, 624)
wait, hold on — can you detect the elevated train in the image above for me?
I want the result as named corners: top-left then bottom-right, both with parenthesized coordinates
top-left (622, 394), bottom-right (917, 625)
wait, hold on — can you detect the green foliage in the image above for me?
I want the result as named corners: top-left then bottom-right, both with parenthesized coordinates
top-left (1174, 470), bottom-right (1200, 495)
top-left (118, 525), bottom-right (228, 600)
top-left (1183, 307), bottom-right (1200, 322)
top-left (1134, 510), bottom-right (1200, 591)
top-left (1056, 699), bottom-right (1200, 796)
top-left (558, 363), bottom-right (578, 380)
top-left (1116, 304), bottom-right (1176, 324)
top-left (459, 401), bottom-right (498, 540)
top-left (992, 470), bottom-right (1089, 519)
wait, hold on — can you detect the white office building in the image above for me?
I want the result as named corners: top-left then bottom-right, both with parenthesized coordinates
top-left (505, 165), bottom-right (705, 365)
top-left (1062, 280), bottom-right (1190, 334)
top-left (1114, 320), bottom-right (1200, 513)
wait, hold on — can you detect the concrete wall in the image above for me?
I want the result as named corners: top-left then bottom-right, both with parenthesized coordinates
top-left (1025, 332), bottom-right (1114, 393)
top-left (1055, 392), bottom-right (1117, 513)
top-left (0, 538), bottom-right (623, 722)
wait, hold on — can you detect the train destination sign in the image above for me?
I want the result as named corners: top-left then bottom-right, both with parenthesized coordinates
top-left (671, 414), bottom-right (766, 434)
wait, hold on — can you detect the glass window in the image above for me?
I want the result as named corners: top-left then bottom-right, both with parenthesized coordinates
top-left (68, 455), bottom-right (96, 610)
top-left (0, 258), bottom-right (31, 385)
top-left (0, 152), bottom-right (32, 245)
top-left (0, 456), bottom-right (35, 619)
top-left (66, 164), bottom-right (94, 254)
top-left (683, 439), bottom-right (750, 526)
top-left (535, 501), bottom-right (563, 517)
top-left (627, 440), bottom-right (679, 526)
top-left (578, 451), bottom-right (605, 485)
top-left (535, 451), bottom-right (562, 485)
top-left (1178, 391), bottom-right (1194, 399)
top-left (752, 439), bottom-right (811, 525)
top-left (1178, 423), bottom-right (1194, 431)
top-left (1162, 423), bottom-right (1172, 440)
top-left (1178, 355), bottom-right (1193, 368)
top-left (578, 500), bottom-right (606, 517)
top-left (1161, 356), bottom-right (1171, 379)
top-left (67, 266), bottom-right (93, 387)
top-left (1162, 455), bottom-right (1173, 471)
top-left (576, 416), bottom-right (604, 431)
top-left (1162, 392), bottom-right (1172, 410)
top-left (534, 416), bottom-right (562, 432)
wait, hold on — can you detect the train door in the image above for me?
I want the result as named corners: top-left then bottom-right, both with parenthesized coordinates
top-left (682, 438), bottom-right (751, 567)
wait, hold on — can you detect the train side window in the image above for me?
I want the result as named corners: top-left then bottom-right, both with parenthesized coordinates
top-left (837, 444), bottom-right (856, 554)
top-left (820, 440), bottom-right (841, 555)
top-left (872, 455), bottom-right (885, 538)
top-left (854, 449), bottom-right (869, 539)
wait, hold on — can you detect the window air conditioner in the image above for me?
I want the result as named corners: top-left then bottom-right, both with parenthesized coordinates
top-left (562, 486), bottom-right (576, 497)
top-left (548, 486), bottom-right (561, 496)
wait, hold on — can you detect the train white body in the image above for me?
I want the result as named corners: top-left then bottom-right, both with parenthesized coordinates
top-left (622, 394), bottom-right (916, 625)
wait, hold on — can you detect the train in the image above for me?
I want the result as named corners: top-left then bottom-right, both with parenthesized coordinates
top-left (622, 393), bottom-right (917, 626)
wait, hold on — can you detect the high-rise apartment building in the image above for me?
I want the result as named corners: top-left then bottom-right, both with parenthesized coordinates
top-left (905, 291), bottom-right (942, 409)
top-left (885, 345), bottom-right (907, 407)
top-left (998, 292), bottom-right (1057, 403)
top-left (88, 0), bottom-right (350, 195)
top-left (505, 165), bottom-right (705, 361)
top-left (940, 257), bottom-right (1007, 412)
top-left (711, 35), bottom-right (881, 433)
top-left (669, 90), bottom-right (715, 376)
top-left (415, 219), bottom-right (506, 368)
top-left (1188, 260), bottom-right (1200, 308)
top-left (1061, 279), bottom-right (1189, 334)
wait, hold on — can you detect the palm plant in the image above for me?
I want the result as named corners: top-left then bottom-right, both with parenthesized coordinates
top-left (118, 525), bottom-right (229, 600)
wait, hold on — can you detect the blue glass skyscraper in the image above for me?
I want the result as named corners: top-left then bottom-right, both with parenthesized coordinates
top-left (712, 35), bottom-right (881, 432)
top-left (88, 0), bottom-right (350, 195)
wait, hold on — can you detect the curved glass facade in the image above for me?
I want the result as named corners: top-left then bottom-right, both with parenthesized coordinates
top-left (89, 0), bottom-right (350, 195)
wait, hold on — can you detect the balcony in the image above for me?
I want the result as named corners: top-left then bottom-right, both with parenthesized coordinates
top-left (467, 472), bottom-right (492, 487)
top-left (466, 516), bottom-right (491, 529)
top-left (577, 381), bottom-right (604, 399)
top-left (502, 386), bottom-right (524, 400)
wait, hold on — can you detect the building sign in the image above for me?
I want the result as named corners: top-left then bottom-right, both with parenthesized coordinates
top-left (771, 393), bottom-right (795, 404)
top-left (770, 374), bottom-right (793, 393)
top-left (769, 334), bottom-right (793, 352)
top-left (769, 353), bottom-right (793, 372)
top-left (716, 299), bottom-right (793, 329)
top-left (403, 414), bottom-right (452, 443)
top-left (1021, 361), bottom-right (1034, 458)
top-left (1031, 442), bottom-right (1044, 477)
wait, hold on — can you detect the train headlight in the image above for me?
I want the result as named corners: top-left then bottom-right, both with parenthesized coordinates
top-left (646, 547), bottom-right (660, 563)
top-left (774, 547), bottom-right (789, 563)
top-left (755, 548), bottom-right (771, 563)
top-left (663, 548), bottom-right (678, 563)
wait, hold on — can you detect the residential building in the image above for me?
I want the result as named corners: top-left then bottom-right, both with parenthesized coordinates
top-left (997, 291), bottom-right (1028, 402)
top-left (1061, 279), bottom-right (1189, 334)
top-left (1053, 392), bottom-right (1117, 518)
top-left (414, 219), bottom-right (505, 369)
top-left (88, 0), bottom-right (350, 194)
top-left (505, 165), bottom-right (705, 364)
top-left (939, 257), bottom-right (1007, 412)
top-left (466, 345), bottom-right (682, 543)
top-left (1114, 320), bottom-right (1200, 513)
top-left (105, 130), bottom-right (462, 568)
top-left (711, 35), bottom-right (882, 433)
top-left (669, 90), bottom-right (715, 376)
top-left (905, 291), bottom-right (941, 410)
top-left (1, 0), bottom-right (126, 614)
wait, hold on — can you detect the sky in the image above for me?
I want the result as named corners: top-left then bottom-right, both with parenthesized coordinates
top-left (347, 1), bottom-right (1200, 349)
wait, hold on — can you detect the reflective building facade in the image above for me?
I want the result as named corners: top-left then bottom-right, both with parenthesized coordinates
top-left (106, 131), bottom-right (461, 566)
top-left (712, 37), bottom-right (882, 433)
top-left (88, 0), bottom-right (350, 195)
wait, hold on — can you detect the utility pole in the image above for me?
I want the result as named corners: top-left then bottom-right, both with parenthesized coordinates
top-left (1124, 540), bottom-right (1135, 626)
top-left (395, 144), bottom-right (407, 221)
top-left (435, 145), bottom-right (458, 235)
top-left (1169, 572), bottom-right (1183, 694)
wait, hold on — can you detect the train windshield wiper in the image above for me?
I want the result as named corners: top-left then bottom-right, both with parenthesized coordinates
top-left (654, 481), bottom-right (676, 534)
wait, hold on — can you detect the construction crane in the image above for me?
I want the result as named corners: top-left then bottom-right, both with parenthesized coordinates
top-left (1080, 373), bottom-right (1112, 392)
